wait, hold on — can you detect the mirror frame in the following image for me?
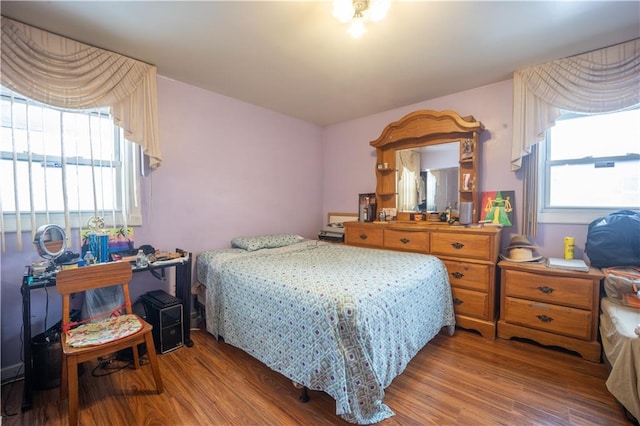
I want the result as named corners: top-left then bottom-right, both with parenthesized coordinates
top-left (370, 110), bottom-right (484, 222)
top-left (33, 224), bottom-right (67, 259)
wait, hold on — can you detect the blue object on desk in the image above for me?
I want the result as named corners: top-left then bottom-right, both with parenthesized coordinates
top-left (87, 233), bottom-right (99, 260)
top-left (99, 234), bottom-right (109, 263)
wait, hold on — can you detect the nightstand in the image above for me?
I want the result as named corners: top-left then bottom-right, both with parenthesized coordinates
top-left (497, 260), bottom-right (603, 362)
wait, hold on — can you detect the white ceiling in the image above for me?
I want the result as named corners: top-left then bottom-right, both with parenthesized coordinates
top-left (1, 1), bottom-right (638, 126)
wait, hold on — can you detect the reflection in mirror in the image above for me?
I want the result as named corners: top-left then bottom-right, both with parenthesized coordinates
top-left (396, 150), bottom-right (420, 211)
top-left (396, 141), bottom-right (459, 212)
top-left (420, 167), bottom-right (459, 212)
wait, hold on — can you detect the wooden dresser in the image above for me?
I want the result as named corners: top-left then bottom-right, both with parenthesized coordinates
top-left (497, 260), bottom-right (603, 362)
top-left (345, 221), bottom-right (502, 339)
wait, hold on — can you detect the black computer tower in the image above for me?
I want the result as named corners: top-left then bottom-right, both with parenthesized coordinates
top-left (141, 290), bottom-right (183, 354)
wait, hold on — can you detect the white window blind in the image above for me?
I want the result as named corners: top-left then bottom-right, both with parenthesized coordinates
top-left (0, 86), bottom-right (142, 252)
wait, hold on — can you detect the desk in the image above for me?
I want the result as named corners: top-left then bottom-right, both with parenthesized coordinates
top-left (20, 250), bottom-right (192, 411)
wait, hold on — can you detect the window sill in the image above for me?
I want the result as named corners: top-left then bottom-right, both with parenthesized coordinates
top-left (537, 208), bottom-right (639, 225)
top-left (2, 212), bottom-right (142, 233)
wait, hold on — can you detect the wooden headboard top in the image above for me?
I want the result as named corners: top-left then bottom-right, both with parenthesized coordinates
top-left (327, 212), bottom-right (358, 225)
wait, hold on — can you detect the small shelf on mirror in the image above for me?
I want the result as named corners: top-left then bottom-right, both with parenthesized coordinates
top-left (377, 168), bottom-right (394, 173)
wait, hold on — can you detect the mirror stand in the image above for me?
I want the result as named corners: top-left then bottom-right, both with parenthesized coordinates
top-left (370, 110), bottom-right (484, 223)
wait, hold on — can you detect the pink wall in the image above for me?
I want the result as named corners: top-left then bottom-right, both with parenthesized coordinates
top-left (321, 79), bottom-right (594, 258)
top-left (136, 76), bottom-right (324, 250)
top-left (1, 76), bottom-right (323, 373)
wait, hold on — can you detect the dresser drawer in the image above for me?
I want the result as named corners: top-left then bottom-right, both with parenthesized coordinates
top-left (384, 229), bottom-right (429, 252)
top-left (345, 226), bottom-right (383, 248)
top-left (503, 297), bottom-right (592, 340)
top-left (451, 287), bottom-right (489, 320)
top-left (430, 232), bottom-right (493, 261)
top-left (441, 260), bottom-right (490, 292)
top-left (503, 269), bottom-right (593, 310)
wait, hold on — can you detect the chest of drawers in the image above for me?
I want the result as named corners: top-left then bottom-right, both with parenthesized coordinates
top-left (344, 224), bottom-right (384, 248)
top-left (497, 260), bottom-right (603, 362)
top-left (382, 228), bottom-right (430, 252)
top-left (345, 221), bottom-right (501, 339)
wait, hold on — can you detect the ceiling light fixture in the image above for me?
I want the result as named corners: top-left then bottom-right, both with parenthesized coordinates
top-left (333, 0), bottom-right (391, 38)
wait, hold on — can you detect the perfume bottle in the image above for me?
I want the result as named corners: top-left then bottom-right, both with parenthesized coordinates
top-left (136, 249), bottom-right (148, 268)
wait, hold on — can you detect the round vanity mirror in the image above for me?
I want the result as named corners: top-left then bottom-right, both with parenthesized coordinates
top-left (33, 224), bottom-right (67, 259)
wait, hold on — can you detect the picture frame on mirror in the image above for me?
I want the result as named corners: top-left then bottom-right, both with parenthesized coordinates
top-left (461, 138), bottom-right (474, 160)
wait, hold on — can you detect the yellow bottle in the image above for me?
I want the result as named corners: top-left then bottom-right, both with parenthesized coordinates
top-left (564, 237), bottom-right (575, 260)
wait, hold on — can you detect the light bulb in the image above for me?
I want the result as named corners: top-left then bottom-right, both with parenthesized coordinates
top-left (333, 0), bottom-right (355, 23)
top-left (368, 0), bottom-right (391, 22)
top-left (348, 18), bottom-right (366, 38)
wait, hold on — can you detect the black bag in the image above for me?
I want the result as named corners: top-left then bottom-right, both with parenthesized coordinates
top-left (585, 210), bottom-right (640, 268)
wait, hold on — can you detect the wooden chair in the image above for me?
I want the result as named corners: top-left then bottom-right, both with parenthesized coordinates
top-left (56, 261), bottom-right (163, 426)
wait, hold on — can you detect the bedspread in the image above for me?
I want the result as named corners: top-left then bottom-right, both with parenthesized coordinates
top-left (197, 241), bottom-right (455, 424)
top-left (600, 297), bottom-right (640, 421)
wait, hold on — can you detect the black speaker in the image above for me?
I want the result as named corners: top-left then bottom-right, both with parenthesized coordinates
top-left (141, 290), bottom-right (183, 354)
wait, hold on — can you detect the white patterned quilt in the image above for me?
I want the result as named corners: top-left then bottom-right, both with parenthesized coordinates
top-left (197, 240), bottom-right (455, 424)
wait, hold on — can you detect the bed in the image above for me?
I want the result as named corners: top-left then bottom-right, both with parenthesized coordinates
top-left (196, 236), bottom-right (455, 424)
top-left (600, 296), bottom-right (640, 423)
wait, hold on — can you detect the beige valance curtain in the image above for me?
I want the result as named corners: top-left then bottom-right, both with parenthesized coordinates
top-left (511, 38), bottom-right (640, 171)
top-left (0, 16), bottom-right (162, 168)
top-left (513, 38), bottom-right (640, 236)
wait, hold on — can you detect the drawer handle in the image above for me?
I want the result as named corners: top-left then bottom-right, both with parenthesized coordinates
top-left (537, 286), bottom-right (554, 294)
top-left (359, 234), bottom-right (368, 240)
top-left (451, 242), bottom-right (465, 249)
top-left (453, 298), bottom-right (463, 305)
top-left (536, 314), bottom-right (554, 323)
top-left (452, 272), bottom-right (464, 279)
top-left (400, 238), bottom-right (410, 244)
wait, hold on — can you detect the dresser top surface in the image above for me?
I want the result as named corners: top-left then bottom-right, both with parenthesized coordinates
top-left (499, 259), bottom-right (603, 279)
top-left (345, 221), bottom-right (502, 235)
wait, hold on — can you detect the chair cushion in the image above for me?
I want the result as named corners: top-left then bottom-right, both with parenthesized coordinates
top-left (66, 314), bottom-right (143, 348)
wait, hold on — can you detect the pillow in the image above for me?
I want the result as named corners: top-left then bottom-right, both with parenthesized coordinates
top-left (230, 233), bottom-right (303, 252)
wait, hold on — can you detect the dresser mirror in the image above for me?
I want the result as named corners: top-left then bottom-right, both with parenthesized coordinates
top-left (397, 142), bottom-right (459, 213)
top-left (371, 110), bottom-right (484, 222)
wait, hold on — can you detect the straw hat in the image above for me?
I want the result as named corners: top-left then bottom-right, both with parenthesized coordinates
top-left (500, 235), bottom-right (543, 262)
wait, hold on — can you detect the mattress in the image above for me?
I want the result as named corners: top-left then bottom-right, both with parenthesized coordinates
top-left (196, 240), bottom-right (455, 424)
top-left (599, 296), bottom-right (640, 421)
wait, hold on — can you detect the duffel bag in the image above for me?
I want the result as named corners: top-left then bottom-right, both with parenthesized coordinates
top-left (585, 210), bottom-right (640, 268)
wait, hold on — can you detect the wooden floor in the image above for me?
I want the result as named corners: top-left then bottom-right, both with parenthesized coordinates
top-left (1, 326), bottom-right (632, 425)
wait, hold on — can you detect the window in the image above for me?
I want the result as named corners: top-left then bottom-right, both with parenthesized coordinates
top-left (538, 108), bottom-right (640, 224)
top-left (0, 86), bottom-right (141, 233)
